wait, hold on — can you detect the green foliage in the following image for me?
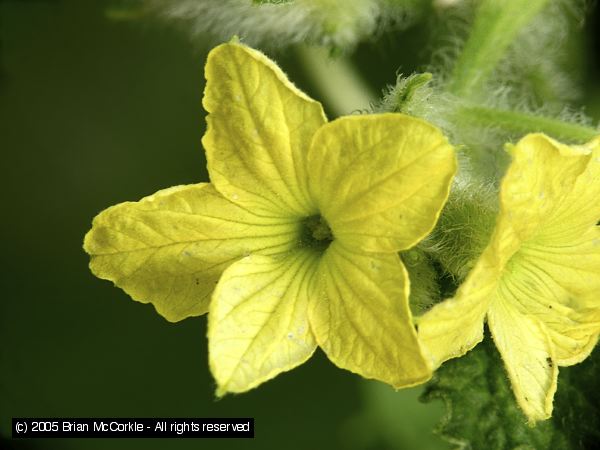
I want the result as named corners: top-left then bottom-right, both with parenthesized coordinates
top-left (420, 180), bottom-right (498, 281)
top-left (488, 0), bottom-right (589, 110)
top-left (135, 0), bottom-right (427, 51)
top-left (374, 72), bottom-right (433, 115)
top-left (401, 247), bottom-right (441, 316)
top-left (373, 0), bottom-right (597, 182)
top-left (422, 334), bottom-right (600, 450)
top-left (253, 0), bottom-right (293, 4)
top-left (446, 0), bottom-right (551, 99)
top-left (553, 347), bottom-right (600, 449)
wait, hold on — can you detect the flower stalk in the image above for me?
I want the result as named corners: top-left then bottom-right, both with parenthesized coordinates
top-left (447, 0), bottom-right (550, 99)
top-left (454, 104), bottom-right (598, 143)
top-left (295, 45), bottom-right (376, 116)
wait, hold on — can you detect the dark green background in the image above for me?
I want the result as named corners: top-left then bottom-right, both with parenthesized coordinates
top-left (1, 1), bottom-right (598, 449)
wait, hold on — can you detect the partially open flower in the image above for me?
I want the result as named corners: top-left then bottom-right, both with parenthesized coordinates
top-left (418, 133), bottom-right (600, 422)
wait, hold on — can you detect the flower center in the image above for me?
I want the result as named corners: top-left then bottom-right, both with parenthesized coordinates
top-left (300, 215), bottom-right (334, 251)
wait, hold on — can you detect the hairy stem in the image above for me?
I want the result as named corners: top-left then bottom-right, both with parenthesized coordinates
top-left (296, 45), bottom-right (376, 116)
top-left (448, 0), bottom-right (550, 98)
top-left (455, 105), bottom-right (598, 142)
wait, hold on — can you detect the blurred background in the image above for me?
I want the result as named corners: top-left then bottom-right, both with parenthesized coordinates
top-left (1, 1), bottom-right (599, 449)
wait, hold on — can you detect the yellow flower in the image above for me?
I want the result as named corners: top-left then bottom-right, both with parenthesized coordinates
top-left (84, 43), bottom-right (456, 395)
top-left (418, 133), bottom-right (600, 422)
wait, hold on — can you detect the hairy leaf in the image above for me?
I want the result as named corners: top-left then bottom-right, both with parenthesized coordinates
top-left (422, 334), bottom-right (600, 450)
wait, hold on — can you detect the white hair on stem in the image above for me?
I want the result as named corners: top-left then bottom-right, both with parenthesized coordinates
top-left (141, 0), bottom-right (423, 50)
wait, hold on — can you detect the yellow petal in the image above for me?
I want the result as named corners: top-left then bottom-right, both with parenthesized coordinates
top-left (416, 270), bottom-right (491, 369)
top-left (488, 293), bottom-right (557, 423)
top-left (307, 114), bottom-right (456, 252)
top-left (202, 43), bottom-right (327, 217)
top-left (500, 134), bottom-right (600, 364)
top-left (208, 251), bottom-right (319, 395)
top-left (507, 245), bottom-right (600, 365)
top-left (416, 211), bottom-right (523, 365)
top-left (84, 183), bottom-right (298, 322)
top-left (502, 134), bottom-right (600, 243)
top-left (309, 242), bottom-right (431, 388)
top-left (419, 133), bottom-right (600, 423)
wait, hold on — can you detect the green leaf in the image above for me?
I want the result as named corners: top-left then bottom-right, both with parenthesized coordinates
top-left (422, 333), bottom-right (600, 450)
top-left (553, 347), bottom-right (600, 449)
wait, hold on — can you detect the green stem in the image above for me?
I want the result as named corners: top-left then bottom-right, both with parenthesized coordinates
top-left (456, 105), bottom-right (598, 142)
top-left (448, 0), bottom-right (549, 98)
top-left (296, 45), bottom-right (376, 117)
